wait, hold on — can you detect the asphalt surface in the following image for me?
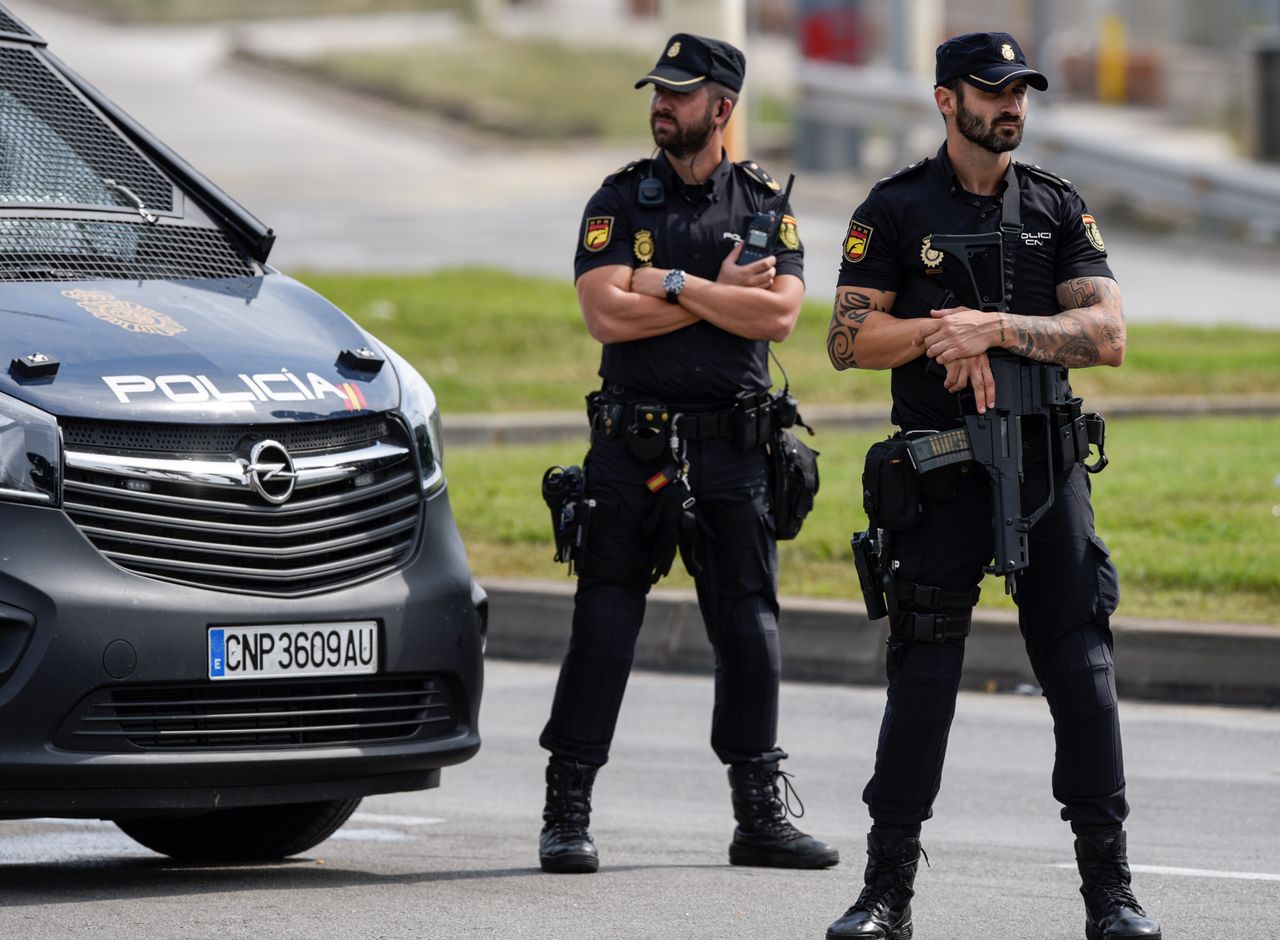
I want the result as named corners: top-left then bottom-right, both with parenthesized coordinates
top-left (11, 0), bottom-right (1280, 328)
top-left (0, 659), bottom-right (1277, 939)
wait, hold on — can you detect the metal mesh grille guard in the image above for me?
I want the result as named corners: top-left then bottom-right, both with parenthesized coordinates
top-left (0, 10), bottom-right (33, 38)
top-left (0, 46), bottom-right (172, 211)
top-left (56, 675), bottom-right (457, 751)
top-left (0, 216), bottom-right (255, 281)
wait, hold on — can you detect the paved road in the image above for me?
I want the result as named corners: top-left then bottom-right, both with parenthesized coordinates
top-left (12, 0), bottom-right (1280, 328)
top-left (1, 660), bottom-right (1277, 939)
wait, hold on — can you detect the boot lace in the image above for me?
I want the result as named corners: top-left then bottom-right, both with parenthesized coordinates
top-left (847, 845), bottom-right (926, 917)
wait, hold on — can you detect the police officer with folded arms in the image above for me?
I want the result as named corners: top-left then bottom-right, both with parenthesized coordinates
top-left (823, 32), bottom-right (1161, 940)
top-left (536, 32), bottom-right (837, 876)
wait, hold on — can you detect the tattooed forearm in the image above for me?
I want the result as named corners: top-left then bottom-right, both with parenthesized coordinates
top-left (827, 289), bottom-right (886, 370)
top-left (1008, 311), bottom-right (1101, 367)
top-left (1002, 276), bottom-right (1125, 368)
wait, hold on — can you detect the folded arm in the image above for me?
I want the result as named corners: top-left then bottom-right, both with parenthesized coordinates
top-left (631, 243), bottom-right (803, 342)
top-left (923, 275), bottom-right (1127, 368)
top-left (576, 263), bottom-right (699, 344)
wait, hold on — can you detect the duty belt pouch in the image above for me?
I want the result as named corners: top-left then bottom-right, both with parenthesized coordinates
top-left (625, 402), bottom-right (670, 461)
top-left (541, 464), bottom-right (593, 574)
top-left (770, 429), bottom-right (820, 540)
top-left (732, 391), bottom-right (773, 450)
top-left (586, 390), bottom-right (623, 441)
top-left (1052, 396), bottom-right (1090, 473)
top-left (862, 437), bottom-right (920, 531)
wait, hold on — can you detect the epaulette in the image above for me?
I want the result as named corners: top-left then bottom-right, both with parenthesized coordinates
top-left (604, 158), bottom-right (652, 185)
top-left (735, 159), bottom-right (783, 192)
top-left (871, 157), bottom-right (931, 191)
top-left (1015, 161), bottom-right (1075, 190)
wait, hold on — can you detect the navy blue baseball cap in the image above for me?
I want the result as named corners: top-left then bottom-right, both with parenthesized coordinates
top-left (935, 31), bottom-right (1048, 91)
top-left (635, 33), bottom-right (746, 94)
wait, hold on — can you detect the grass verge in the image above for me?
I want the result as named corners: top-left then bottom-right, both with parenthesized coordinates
top-left (299, 268), bottom-right (1280, 415)
top-left (443, 415), bottom-right (1280, 625)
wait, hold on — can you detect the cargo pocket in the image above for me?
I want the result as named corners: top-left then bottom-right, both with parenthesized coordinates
top-left (1089, 534), bottom-right (1120, 625)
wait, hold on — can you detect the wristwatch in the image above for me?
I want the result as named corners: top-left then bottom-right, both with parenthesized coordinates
top-left (663, 268), bottom-right (686, 304)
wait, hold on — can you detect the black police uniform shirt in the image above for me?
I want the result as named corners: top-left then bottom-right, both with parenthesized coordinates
top-left (838, 143), bottom-right (1114, 431)
top-left (574, 150), bottom-right (803, 408)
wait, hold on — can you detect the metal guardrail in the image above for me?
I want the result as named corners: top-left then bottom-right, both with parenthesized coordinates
top-left (796, 61), bottom-right (1280, 235)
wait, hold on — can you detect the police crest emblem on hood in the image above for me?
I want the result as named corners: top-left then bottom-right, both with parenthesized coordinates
top-left (63, 288), bottom-right (187, 336)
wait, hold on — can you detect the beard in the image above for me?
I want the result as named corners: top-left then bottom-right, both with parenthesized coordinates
top-left (650, 99), bottom-right (717, 159)
top-left (955, 89), bottom-right (1023, 153)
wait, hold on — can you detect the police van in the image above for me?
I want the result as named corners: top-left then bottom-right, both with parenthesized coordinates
top-left (0, 5), bottom-right (485, 860)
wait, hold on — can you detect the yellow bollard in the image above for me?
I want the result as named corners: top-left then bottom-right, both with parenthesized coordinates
top-left (1097, 12), bottom-right (1127, 104)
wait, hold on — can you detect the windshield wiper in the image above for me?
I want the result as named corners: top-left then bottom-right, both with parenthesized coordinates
top-left (104, 178), bottom-right (158, 223)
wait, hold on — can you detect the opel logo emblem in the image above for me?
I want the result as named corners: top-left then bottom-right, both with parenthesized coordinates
top-left (245, 439), bottom-right (297, 504)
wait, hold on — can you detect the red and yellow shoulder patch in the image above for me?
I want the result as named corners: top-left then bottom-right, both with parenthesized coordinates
top-left (583, 216), bottom-right (614, 252)
top-left (843, 219), bottom-right (873, 263)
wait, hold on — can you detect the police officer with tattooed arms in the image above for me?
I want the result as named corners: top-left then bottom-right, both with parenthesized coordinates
top-left (535, 33), bottom-right (837, 876)
top-left (823, 32), bottom-right (1161, 940)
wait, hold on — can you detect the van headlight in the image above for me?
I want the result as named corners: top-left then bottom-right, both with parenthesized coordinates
top-left (0, 395), bottom-right (60, 506)
top-left (380, 345), bottom-right (446, 495)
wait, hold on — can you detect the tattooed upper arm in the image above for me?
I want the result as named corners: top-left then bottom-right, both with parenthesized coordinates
top-left (827, 287), bottom-right (890, 370)
top-left (1057, 275), bottom-right (1126, 355)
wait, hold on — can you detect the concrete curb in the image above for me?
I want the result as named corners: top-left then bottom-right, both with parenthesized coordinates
top-left (480, 578), bottom-right (1280, 708)
top-left (445, 394), bottom-right (1280, 448)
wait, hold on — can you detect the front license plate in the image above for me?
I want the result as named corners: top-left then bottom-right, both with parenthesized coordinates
top-left (208, 622), bottom-right (378, 681)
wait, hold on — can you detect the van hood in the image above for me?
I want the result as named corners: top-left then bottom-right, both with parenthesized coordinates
top-left (0, 274), bottom-right (399, 422)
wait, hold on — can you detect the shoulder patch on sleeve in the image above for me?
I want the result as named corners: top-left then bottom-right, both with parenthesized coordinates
top-left (736, 160), bottom-right (782, 192)
top-left (1015, 162), bottom-right (1075, 190)
top-left (871, 157), bottom-right (931, 191)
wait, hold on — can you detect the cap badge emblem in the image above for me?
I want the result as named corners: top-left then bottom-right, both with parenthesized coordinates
top-left (633, 228), bottom-right (655, 264)
top-left (920, 236), bottom-right (944, 269)
top-left (667, 41), bottom-right (681, 58)
top-left (1001, 43), bottom-right (1016, 61)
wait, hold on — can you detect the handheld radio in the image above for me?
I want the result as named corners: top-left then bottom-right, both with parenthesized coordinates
top-left (736, 173), bottom-right (795, 265)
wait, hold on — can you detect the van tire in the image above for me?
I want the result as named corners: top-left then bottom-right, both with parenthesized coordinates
top-left (115, 797), bottom-right (362, 862)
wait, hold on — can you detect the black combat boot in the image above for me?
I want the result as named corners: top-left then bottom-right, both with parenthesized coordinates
top-left (538, 759), bottom-right (599, 874)
top-left (1074, 826), bottom-right (1162, 939)
top-left (825, 828), bottom-right (922, 939)
top-left (726, 762), bottom-right (839, 869)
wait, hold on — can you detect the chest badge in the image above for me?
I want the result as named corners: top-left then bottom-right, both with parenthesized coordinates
top-left (843, 219), bottom-right (873, 264)
top-left (920, 236), bottom-right (944, 269)
top-left (583, 216), bottom-right (613, 252)
top-left (633, 229), bottom-right (655, 264)
top-left (779, 215), bottom-right (800, 251)
top-left (1082, 213), bottom-right (1106, 251)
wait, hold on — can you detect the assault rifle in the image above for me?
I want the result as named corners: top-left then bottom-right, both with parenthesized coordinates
top-left (909, 233), bottom-right (1103, 595)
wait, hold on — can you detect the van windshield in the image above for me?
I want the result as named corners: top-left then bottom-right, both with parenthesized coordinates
top-left (0, 45), bottom-right (172, 213)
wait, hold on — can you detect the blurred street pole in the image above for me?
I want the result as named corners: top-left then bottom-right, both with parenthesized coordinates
top-left (660, 0), bottom-right (747, 159)
top-left (890, 0), bottom-right (941, 164)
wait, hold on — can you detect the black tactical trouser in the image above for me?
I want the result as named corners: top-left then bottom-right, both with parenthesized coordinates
top-left (539, 433), bottom-right (787, 768)
top-left (864, 460), bottom-right (1127, 829)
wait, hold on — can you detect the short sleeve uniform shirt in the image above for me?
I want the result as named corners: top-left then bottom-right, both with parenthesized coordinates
top-left (837, 144), bottom-right (1114, 430)
top-left (574, 151), bottom-right (803, 407)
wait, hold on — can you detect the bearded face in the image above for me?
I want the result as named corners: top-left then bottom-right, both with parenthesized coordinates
top-left (954, 83), bottom-right (1025, 154)
top-left (650, 91), bottom-right (718, 159)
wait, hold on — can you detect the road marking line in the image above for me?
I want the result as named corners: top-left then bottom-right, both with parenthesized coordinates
top-left (1055, 863), bottom-right (1280, 882)
top-left (349, 812), bottom-right (444, 826)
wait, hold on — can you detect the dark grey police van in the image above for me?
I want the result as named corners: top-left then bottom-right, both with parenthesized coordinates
top-left (0, 6), bottom-right (484, 860)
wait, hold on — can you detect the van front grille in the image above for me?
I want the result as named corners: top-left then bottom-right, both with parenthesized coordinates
top-left (60, 416), bottom-right (423, 596)
top-left (56, 675), bottom-right (456, 751)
